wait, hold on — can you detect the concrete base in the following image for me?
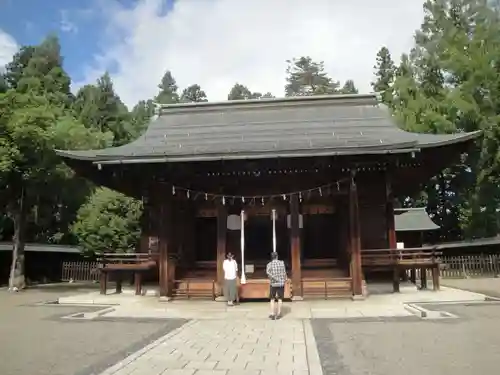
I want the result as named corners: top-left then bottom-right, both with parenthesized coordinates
top-left (158, 296), bottom-right (171, 302)
top-left (292, 296), bottom-right (304, 301)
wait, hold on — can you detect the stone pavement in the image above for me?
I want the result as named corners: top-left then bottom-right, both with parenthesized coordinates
top-left (99, 319), bottom-right (321, 375)
top-left (58, 285), bottom-right (488, 321)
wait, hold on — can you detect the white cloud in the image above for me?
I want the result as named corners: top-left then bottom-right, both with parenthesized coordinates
top-left (60, 10), bottom-right (79, 34)
top-left (0, 29), bottom-right (17, 69)
top-left (82, 0), bottom-right (425, 108)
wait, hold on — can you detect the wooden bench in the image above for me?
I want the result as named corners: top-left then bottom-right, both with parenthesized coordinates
top-left (361, 247), bottom-right (442, 292)
top-left (98, 253), bottom-right (158, 295)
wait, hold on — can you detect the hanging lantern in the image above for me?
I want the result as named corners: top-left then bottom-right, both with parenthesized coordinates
top-left (227, 214), bottom-right (241, 230)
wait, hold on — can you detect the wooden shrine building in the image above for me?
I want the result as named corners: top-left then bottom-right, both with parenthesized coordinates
top-left (57, 94), bottom-right (480, 299)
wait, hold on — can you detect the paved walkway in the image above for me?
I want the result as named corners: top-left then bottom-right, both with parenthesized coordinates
top-left (58, 285), bottom-right (488, 320)
top-left (100, 319), bottom-right (321, 375)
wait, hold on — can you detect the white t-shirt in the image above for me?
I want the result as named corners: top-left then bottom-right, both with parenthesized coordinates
top-left (223, 259), bottom-right (238, 280)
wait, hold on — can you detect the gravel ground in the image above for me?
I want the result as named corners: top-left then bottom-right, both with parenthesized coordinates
top-left (312, 303), bottom-right (500, 375)
top-left (0, 285), bottom-right (186, 375)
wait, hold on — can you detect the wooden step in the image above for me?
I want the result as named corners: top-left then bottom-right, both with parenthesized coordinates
top-left (173, 279), bottom-right (216, 300)
top-left (301, 277), bottom-right (353, 299)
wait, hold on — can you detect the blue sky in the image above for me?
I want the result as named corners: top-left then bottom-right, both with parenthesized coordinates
top-left (0, 0), bottom-right (424, 107)
top-left (0, 0), bottom-right (173, 84)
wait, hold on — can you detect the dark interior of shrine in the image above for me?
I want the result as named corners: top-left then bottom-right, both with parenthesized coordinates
top-left (191, 211), bottom-right (345, 279)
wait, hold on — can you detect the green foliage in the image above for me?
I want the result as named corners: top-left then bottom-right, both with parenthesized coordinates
top-left (382, 0), bottom-right (500, 240)
top-left (71, 188), bottom-right (143, 256)
top-left (180, 84), bottom-right (208, 103)
top-left (156, 70), bottom-right (180, 104)
top-left (73, 73), bottom-right (133, 146)
top-left (371, 46), bottom-right (396, 105)
top-left (285, 56), bottom-right (339, 96)
top-left (227, 83), bottom-right (262, 100)
top-left (0, 35), bottom-right (114, 287)
top-left (339, 80), bottom-right (358, 94)
top-left (130, 99), bottom-right (156, 138)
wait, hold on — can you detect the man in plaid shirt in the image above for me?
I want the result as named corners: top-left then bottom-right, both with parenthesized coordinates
top-left (266, 252), bottom-right (287, 320)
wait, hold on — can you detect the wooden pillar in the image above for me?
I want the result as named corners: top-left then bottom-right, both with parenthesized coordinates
top-left (420, 267), bottom-right (428, 289)
top-left (158, 194), bottom-right (172, 299)
top-left (290, 194), bottom-right (302, 299)
top-left (216, 204), bottom-right (227, 297)
top-left (385, 174), bottom-right (397, 249)
top-left (349, 171), bottom-right (363, 297)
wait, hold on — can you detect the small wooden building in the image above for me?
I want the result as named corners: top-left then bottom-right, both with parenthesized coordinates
top-left (57, 94), bottom-right (480, 299)
top-left (395, 208), bottom-right (440, 247)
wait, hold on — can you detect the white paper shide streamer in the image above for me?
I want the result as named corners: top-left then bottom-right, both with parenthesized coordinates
top-left (240, 210), bottom-right (246, 284)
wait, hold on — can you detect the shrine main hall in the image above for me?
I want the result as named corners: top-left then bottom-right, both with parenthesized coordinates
top-left (57, 94), bottom-right (480, 300)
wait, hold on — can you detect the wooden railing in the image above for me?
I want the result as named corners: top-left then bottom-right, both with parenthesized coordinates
top-left (361, 247), bottom-right (442, 268)
top-left (98, 253), bottom-right (158, 295)
top-left (362, 247), bottom-right (442, 292)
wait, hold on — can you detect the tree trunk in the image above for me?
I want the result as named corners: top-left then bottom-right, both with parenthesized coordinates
top-left (9, 187), bottom-right (27, 291)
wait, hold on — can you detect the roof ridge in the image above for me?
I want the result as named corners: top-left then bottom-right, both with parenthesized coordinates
top-left (156, 93), bottom-right (379, 114)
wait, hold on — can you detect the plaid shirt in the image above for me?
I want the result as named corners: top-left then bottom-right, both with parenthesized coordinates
top-left (266, 259), bottom-right (287, 287)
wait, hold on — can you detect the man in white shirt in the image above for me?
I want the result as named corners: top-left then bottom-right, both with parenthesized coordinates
top-left (223, 252), bottom-right (238, 306)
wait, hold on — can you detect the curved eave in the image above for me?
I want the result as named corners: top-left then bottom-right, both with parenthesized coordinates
top-left (55, 130), bottom-right (481, 164)
top-left (394, 208), bottom-right (440, 232)
top-left (415, 130), bottom-right (482, 149)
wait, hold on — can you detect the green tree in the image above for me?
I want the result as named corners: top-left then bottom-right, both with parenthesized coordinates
top-left (180, 84), bottom-right (208, 103)
top-left (71, 188), bottom-right (143, 257)
top-left (285, 56), bottom-right (339, 96)
top-left (261, 92), bottom-right (275, 99)
top-left (227, 83), bottom-right (262, 100)
top-left (386, 0), bottom-right (500, 240)
top-left (339, 80), bottom-right (358, 94)
top-left (130, 99), bottom-right (156, 138)
top-left (156, 70), bottom-right (179, 104)
top-left (371, 46), bottom-right (396, 105)
top-left (73, 73), bottom-right (132, 146)
top-left (0, 36), bottom-right (111, 290)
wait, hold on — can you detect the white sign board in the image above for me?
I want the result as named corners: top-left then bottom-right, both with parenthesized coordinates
top-left (245, 264), bottom-right (255, 274)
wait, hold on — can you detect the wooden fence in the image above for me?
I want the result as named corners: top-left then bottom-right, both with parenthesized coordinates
top-left (412, 254), bottom-right (500, 279)
top-left (61, 261), bottom-right (99, 282)
top-left (437, 254), bottom-right (500, 278)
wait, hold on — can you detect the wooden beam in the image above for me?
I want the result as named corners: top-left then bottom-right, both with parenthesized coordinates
top-left (216, 204), bottom-right (227, 296)
top-left (290, 193), bottom-right (303, 299)
top-left (385, 173), bottom-right (397, 249)
top-left (349, 171), bottom-right (363, 297)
